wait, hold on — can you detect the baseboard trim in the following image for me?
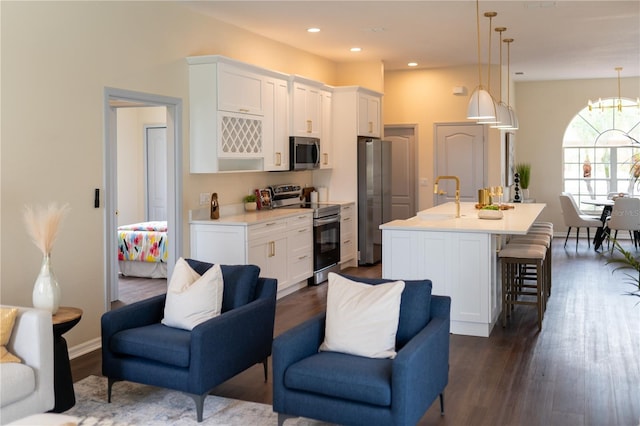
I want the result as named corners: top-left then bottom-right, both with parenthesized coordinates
top-left (69, 337), bottom-right (101, 360)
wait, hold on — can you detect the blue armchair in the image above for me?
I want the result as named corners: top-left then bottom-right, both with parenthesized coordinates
top-left (273, 275), bottom-right (451, 426)
top-left (101, 262), bottom-right (277, 422)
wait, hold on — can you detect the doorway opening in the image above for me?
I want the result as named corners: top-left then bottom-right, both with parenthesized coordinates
top-left (103, 88), bottom-right (183, 311)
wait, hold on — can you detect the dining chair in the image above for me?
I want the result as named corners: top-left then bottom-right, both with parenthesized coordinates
top-left (559, 193), bottom-right (602, 248)
top-left (606, 196), bottom-right (640, 251)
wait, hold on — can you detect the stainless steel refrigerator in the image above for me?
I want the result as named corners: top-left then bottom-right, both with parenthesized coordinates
top-left (358, 137), bottom-right (391, 265)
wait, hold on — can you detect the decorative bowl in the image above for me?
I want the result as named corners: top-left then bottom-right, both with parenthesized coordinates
top-left (478, 209), bottom-right (503, 220)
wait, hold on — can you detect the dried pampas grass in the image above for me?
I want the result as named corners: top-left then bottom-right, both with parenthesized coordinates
top-left (23, 203), bottom-right (70, 255)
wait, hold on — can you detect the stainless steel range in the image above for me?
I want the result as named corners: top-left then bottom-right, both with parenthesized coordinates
top-left (270, 184), bottom-right (341, 285)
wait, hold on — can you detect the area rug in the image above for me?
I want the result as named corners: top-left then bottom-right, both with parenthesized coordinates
top-left (65, 375), bottom-right (327, 425)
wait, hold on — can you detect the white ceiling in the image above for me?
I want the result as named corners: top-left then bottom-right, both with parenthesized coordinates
top-left (181, 0), bottom-right (640, 82)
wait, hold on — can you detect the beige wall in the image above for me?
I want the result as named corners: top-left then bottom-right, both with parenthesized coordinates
top-left (335, 61), bottom-right (385, 93)
top-left (514, 76), bottom-right (640, 229)
top-left (384, 65), bottom-right (503, 211)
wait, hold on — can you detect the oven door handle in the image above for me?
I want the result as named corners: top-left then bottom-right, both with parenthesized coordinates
top-left (314, 215), bottom-right (341, 226)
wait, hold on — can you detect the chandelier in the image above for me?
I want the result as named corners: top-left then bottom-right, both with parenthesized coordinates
top-left (587, 67), bottom-right (640, 112)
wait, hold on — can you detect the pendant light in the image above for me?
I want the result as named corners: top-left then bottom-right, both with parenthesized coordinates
top-left (503, 38), bottom-right (519, 130)
top-left (492, 26), bottom-right (513, 129)
top-left (467, 0), bottom-right (496, 120)
top-left (478, 12), bottom-right (501, 124)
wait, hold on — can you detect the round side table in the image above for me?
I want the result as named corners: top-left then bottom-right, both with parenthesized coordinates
top-left (51, 306), bottom-right (82, 413)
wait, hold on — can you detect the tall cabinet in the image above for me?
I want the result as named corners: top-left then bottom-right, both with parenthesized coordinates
top-left (318, 86), bottom-right (382, 266)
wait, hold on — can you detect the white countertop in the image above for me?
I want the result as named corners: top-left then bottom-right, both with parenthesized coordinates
top-left (190, 207), bottom-right (311, 226)
top-left (380, 202), bottom-right (546, 235)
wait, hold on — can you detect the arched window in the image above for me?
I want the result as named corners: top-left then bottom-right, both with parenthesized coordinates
top-left (563, 97), bottom-right (640, 213)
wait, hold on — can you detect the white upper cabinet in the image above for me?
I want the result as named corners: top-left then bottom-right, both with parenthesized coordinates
top-left (187, 55), bottom-right (289, 173)
top-left (263, 76), bottom-right (290, 171)
top-left (320, 88), bottom-right (333, 169)
top-left (357, 92), bottom-right (381, 137)
top-left (290, 76), bottom-right (323, 138)
top-left (217, 63), bottom-right (265, 116)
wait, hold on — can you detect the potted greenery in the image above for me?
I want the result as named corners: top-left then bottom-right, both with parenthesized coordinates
top-left (606, 241), bottom-right (640, 301)
top-left (243, 194), bottom-right (257, 211)
top-left (515, 163), bottom-right (531, 200)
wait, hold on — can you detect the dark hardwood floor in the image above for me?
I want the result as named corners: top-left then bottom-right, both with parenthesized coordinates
top-left (72, 240), bottom-right (640, 425)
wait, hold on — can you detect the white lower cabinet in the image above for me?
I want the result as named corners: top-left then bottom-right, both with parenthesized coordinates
top-left (190, 211), bottom-right (313, 297)
top-left (287, 218), bottom-right (313, 284)
top-left (340, 203), bottom-right (356, 267)
top-left (248, 233), bottom-right (289, 289)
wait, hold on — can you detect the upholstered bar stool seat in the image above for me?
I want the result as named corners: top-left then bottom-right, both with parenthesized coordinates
top-left (508, 234), bottom-right (552, 299)
top-left (531, 222), bottom-right (553, 238)
top-left (499, 244), bottom-right (547, 331)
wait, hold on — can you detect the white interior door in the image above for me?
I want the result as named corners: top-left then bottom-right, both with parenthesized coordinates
top-left (385, 125), bottom-right (417, 220)
top-left (145, 126), bottom-right (167, 221)
top-left (434, 123), bottom-right (486, 205)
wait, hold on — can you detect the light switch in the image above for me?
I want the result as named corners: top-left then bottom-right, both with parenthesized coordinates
top-left (419, 178), bottom-right (429, 186)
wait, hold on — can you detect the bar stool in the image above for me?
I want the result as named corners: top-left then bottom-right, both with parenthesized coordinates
top-left (499, 243), bottom-right (547, 331)
top-left (508, 234), bottom-right (552, 300)
top-left (531, 222), bottom-right (553, 238)
top-left (526, 227), bottom-right (553, 292)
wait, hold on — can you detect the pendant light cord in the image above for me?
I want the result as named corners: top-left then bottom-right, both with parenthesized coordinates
top-left (505, 38), bottom-right (513, 107)
top-left (476, 0), bottom-right (482, 87)
top-left (484, 12), bottom-right (497, 94)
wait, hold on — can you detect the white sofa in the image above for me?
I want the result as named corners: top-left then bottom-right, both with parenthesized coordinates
top-left (0, 306), bottom-right (55, 425)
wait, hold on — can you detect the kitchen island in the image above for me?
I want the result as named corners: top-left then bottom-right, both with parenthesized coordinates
top-left (380, 201), bottom-right (546, 337)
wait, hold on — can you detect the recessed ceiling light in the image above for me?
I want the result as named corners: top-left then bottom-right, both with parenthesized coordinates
top-left (307, 28), bottom-right (320, 33)
top-left (350, 47), bottom-right (362, 52)
top-left (408, 62), bottom-right (418, 67)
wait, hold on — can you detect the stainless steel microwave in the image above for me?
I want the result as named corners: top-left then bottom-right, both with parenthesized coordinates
top-left (289, 136), bottom-right (320, 171)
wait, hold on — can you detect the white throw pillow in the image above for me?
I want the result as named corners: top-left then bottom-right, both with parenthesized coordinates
top-left (161, 258), bottom-right (224, 330)
top-left (319, 273), bottom-right (405, 359)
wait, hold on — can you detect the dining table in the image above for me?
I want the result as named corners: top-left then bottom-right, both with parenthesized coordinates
top-left (580, 198), bottom-right (614, 251)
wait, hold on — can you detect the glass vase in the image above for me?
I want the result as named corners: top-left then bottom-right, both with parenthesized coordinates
top-left (32, 253), bottom-right (61, 314)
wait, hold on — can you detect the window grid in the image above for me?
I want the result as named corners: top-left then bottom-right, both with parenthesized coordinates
top-left (562, 97), bottom-right (640, 214)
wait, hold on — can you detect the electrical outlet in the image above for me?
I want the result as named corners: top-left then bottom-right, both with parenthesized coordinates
top-left (199, 192), bottom-right (211, 206)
